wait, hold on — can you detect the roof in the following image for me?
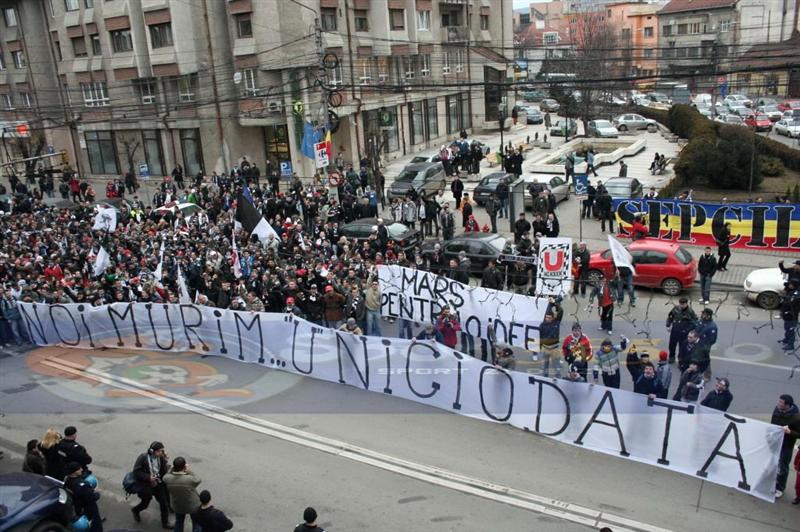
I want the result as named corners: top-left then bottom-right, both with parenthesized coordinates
top-left (658, 0), bottom-right (735, 15)
top-left (471, 46), bottom-right (512, 64)
top-left (517, 23), bottom-right (572, 46)
top-left (736, 33), bottom-right (800, 70)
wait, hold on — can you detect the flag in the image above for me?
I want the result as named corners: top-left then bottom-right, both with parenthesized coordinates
top-left (324, 129), bottom-right (333, 162)
top-left (242, 185), bottom-right (255, 205)
top-left (231, 230), bottom-right (242, 279)
top-left (301, 120), bottom-right (321, 159)
top-left (92, 207), bottom-right (117, 232)
top-left (176, 264), bottom-right (192, 304)
top-left (607, 235), bottom-right (636, 274)
top-left (235, 192), bottom-right (278, 242)
top-left (154, 241), bottom-right (165, 280)
top-left (93, 246), bottom-right (110, 277)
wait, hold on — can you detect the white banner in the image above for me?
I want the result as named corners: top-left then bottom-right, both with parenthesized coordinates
top-left (608, 234), bottom-right (636, 273)
top-left (536, 238), bottom-right (573, 297)
top-left (92, 207), bottom-right (117, 232)
top-left (19, 302), bottom-right (782, 501)
top-left (378, 265), bottom-right (549, 350)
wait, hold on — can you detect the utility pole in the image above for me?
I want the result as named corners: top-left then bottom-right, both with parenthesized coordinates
top-left (201, 0), bottom-right (228, 173)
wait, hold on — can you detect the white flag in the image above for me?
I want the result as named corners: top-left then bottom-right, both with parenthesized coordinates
top-left (231, 231), bottom-right (242, 279)
top-left (93, 246), bottom-right (110, 277)
top-left (92, 207), bottom-right (117, 232)
top-left (607, 235), bottom-right (636, 274)
top-left (153, 241), bottom-right (165, 280)
top-left (535, 237), bottom-right (573, 296)
top-left (177, 264), bottom-right (192, 304)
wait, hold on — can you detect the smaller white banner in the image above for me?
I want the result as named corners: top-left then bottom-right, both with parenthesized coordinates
top-left (608, 234), bottom-right (636, 273)
top-left (536, 237), bottom-right (573, 296)
top-left (314, 142), bottom-right (329, 168)
top-left (92, 207), bottom-right (117, 232)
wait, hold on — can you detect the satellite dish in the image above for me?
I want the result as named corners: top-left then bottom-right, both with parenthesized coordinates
top-left (233, 71), bottom-right (242, 85)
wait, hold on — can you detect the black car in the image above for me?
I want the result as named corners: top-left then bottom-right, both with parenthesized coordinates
top-left (473, 172), bottom-right (515, 206)
top-left (0, 472), bottom-right (74, 531)
top-left (340, 218), bottom-right (421, 252)
top-left (420, 233), bottom-right (511, 275)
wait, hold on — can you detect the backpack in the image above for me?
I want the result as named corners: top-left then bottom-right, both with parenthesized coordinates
top-left (122, 471), bottom-right (141, 496)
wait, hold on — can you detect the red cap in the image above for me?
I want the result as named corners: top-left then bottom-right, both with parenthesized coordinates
top-left (325, 285), bottom-right (334, 293)
top-left (659, 350), bottom-right (668, 361)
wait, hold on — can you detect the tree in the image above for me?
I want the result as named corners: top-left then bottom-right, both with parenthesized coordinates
top-left (5, 127), bottom-right (47, 175)
top-left (120, 136), bottom-right (141, 176)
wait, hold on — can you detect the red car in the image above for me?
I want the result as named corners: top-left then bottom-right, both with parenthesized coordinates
top-left (587, 240), bottom-right (697, 296)
top-left (745, 113), bottom-right (772, 131)
top-left (777, 100), bottom-right (800, 112)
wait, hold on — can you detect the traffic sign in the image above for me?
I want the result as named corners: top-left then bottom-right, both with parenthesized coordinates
top-left (314, 142), bottom-right (330, 168)
top-left (498, 253), bottom-right (537, 265)
top-left (280, 160), bottom-right (293, 177)
top-left (328, 172), bottom-right (341, 186)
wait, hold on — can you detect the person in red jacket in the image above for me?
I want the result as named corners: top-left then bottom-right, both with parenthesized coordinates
top-left (562, 322), bottom-right (593, 380)
top-left (435, 306), bottom-right (461, 349)
top-left (794, 448), bottom-right (800, 504)
top-left (630, 215), bottom-right (648, 241)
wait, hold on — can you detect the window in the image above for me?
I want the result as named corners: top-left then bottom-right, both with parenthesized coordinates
top-left (85, 131), bottom-right (119, 174)
top-left (480, 14), bottom-right (489, 30)
top-left (91, 34), bottom-right (101, 55)
top-left (677, 23), bottom-right (687, 35)
top-left (179, 129), bottom-right (204, 176)
top-left (354, 9), bottom-right (368, 31)
top-left (64, 0), bottom-right (79, 11)
top-left (425, 98), bottom-right (438, 138)
top-left (329, 63), bottom-right (343, 88)
top-left (136, 79), bottom-right (156, 104)
top-left (543, 31), bottom-right (558, 44)
top-left (442, 52), bottom-right (451, 75)
top-left (644, 48), bottom-right (652, 58)
top-left (416, 10), bottom-right (430, 30)
top-left (409, 101), bottom-right (424, 145)
top-left (63, 83), bottom-right (72, 105)
top-left (177, 74), bottom-right (197, 102)
top-left (455, 49), bottom-right (465, 73)
top-left (110, 29), bottom-right (133, 53)
top-left (53, 39), bottom-right (63, 61)
top-left (1, 93), bottom-right (13, 109)
top-left (142, 130), bottom-right (164, 176)
top-left (321, 7), bottom-right (337, 31)
top-left (20, 92), bottom-right (31, 108)
top-left (357, 57), bottom-right (371, 85)
top-left (149, 22), bottom-right (173, 48)
top-left (71, 36), bottom-right (87, 57)
top-left (689, 23), bottom-right (700, 34)
top-left (662, 25), bottom-right (672, 37)
top-left (643, 26), bottom-right (653, 38)
top-left (243, 67), bottom-right (258, 95)
top-left (389, 8), bottom-right (404, 30)
top-left (687, 47), bottom-right (699, 58)
top-left (420, 54), bottom-right (431, 78)
top-left (235, 13), bottom-right (252, 38)
top-left (85, 0), bottom-right (93, 7)
top-left (80, 81), bottom-right (109, 106)
top-left (719, 20), bottom-right (731, 32)
top-left (3, 7), bottom-right (15, 26)
top-left (403, 56), bottom-right (415, 81)
top-left (374, 56), bottom-right (389, 83)
top-left (12, 51), bottom-right (25, 69)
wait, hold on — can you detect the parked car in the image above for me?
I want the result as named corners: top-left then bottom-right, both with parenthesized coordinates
top-left (743, 267), bottom-right (785, 309)
top-left (522, 89), bottom-right (547, 102)
top-left (613, 113), bottom-right (657, 132)
top-left (693, 93), bottom-right (713, 106)
top-left (387, 162), bottom-right (446, 200)
top-left (695, 105), bottom-right (714, 118)
top-left (714, 114), bottom-right (745, 126)
top-left (757, 105), bottom-right (783, 122)
top-left (522, 175), bottom-right (570, 206)
top-left (774, 119), bottom-right (800, 138)
top-left (540, 98), bottom-right (561, 112)
top-left (550, 119), bottom-right (577, 137)
top-left (733, 107), bottom-right (755, 119)
top-left (588, 240), bottom-right (697, 296)
top-left (724, 93), bottom-right (752, 108)
top-left (777, 100), bottom-right (800, 112)
top-left (601, 177), bottom-right (643, 199)
top-left (524, 107), bottom-right (544, 124)
top-left (409, 152), bottom-right (441, 164)
top-left (756, 97), bottom-right (778, 108)
top-left (587, 119), bottom-right (619, 138)
top-left (598, 92), bottom-right (626, 106)
top-left (0, 472), bottom-right (74, 531)
top-left (420, 233), bottom-right (512, 275)
top-left (340, 218), bottom-right (421, 252)
top-left (473, 172), bottom-right (515, 205)
top-left (745, 113), bottom-right (772, 131)
top-left (645, 92), bottom-right (672, 105)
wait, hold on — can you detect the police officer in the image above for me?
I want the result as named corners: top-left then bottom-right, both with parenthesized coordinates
top-left (57, 426), bottom-right (93, 472)
top-left (64, 462), bottom-right (102, 532)
top-left (665, 297), bottom-right (697, 364)
top-left (780, 280), bottom-right (800, 351)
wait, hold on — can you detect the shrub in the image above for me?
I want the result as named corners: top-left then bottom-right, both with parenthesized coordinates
top-left (760, 156), bottom-right (785, 177)
top-left (675, 127), bottom-right (762, 191)
top-left (754, 135), bottom-right (800, 172)
top-left (794, 184), bottom-right (800, 203)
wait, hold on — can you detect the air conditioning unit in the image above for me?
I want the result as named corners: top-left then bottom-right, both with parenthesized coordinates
top-left (266, 100), bottom-right (283, 113)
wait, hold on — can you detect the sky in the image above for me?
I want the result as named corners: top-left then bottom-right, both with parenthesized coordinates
top-left (513, 0), bottom-right (545, 8)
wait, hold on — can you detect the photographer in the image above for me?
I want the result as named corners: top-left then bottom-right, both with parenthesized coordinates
top-left (131, 441), bottom-right (172, 528)
top-left (435, 306), bottom-right (461, 349)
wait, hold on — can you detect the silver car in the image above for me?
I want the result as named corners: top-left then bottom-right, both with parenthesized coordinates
top-left (587, 119), bottom-right (619, 138)
top-left (387, 162), bottom-right (446, 199)
top-left (523, 175), bottom-right (570, 206)
top-left (613, 113), bottom-right (657, 132)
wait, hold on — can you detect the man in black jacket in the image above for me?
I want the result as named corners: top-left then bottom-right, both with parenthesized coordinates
top-left (481, 260), bottom-right (504, 290)
top-left (451, 176), bottom-right (464, 209)
top-left (295, 507), bottom-right (326, 532)
top-left (194, 490), bottom-right (233, 532)
top-left (666, 298), bottom-right (697, 364)
top-left (771, 394), bottom-right (800, 498)
top-left (56, 426), bottom-right (92, 472)
top-left (64, 462), bottom-right (102, 532)
top-left (131, 441), bottom-right (172, 529)
top-left (439, 204), bottom-right (455, 241)
top-left (698, 247), bottom-right (717, 305)
top-left (573, 242), bottom-right (590, 297)
top-left (514, 212), bottom-right (531, 244)
top-left (780, 280), bottom-right (800, 351)
top-left (596, 190), bottom-right (614, 233)
top-left (700, 377), bottom-right (733, 411)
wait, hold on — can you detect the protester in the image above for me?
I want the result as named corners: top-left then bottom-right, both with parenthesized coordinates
top-left (780, 279), bottom-right (800, 351)
top-left (700, 377), bottom-right (733, 411)
top-left (295, 507), bottom-right (326, 532)
top-left (493, 346), bottom-right (516, 370)
top-left (573, 242), bottom-right (590, 297)
top-left (716, 222), bottom-right (732, 271)
top-left (561, 323), bottom-right (592, 381)
top-left (672, 362), bottom-right (704, 403)
top-left (696, 308), bottom-right (718, 350)
top-left (194, 490), bottom-right (233, 532)
top-left (38, 428), bottom-right (65, 480)
top-left (633, 363), bottom-right (664, 399)
top-left (654, 351), bottom-right (672, 399)
top-left (415, 323), bottom-right (443, 343)
top-left (698, 247), bottom-right (717, 305)
top-left (164, 457), bottom-right (202, 532)
top-left (683, 330), bottom-right (711, 374)
top-left (666, 298), bottom-right (697, 365)
top-left (771, 394), bottom-right (800, 498)
top-left (592, 336), bottom-right (628, 388)
top-left (625, 346), bottom-right (649, 384)
top-left (538, 312), bottom-right (561, 378)
top-left (435, 306), bottom-right (461, 349)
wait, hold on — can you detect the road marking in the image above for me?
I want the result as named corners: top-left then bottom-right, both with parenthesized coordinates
top-left (42, 356), bottom-right (672, 532)
top-left (709, 356), bottom-right (797, 371)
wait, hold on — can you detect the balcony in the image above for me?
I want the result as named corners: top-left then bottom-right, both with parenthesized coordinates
top-left (442, 26), bottom-right (469, 42)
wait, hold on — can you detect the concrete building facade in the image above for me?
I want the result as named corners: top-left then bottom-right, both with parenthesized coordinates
top-left (0, 0), bottom-right (513, 181)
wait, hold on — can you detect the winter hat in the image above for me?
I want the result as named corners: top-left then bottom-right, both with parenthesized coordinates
top-left (571, 322), bottom-right (581, 332)
top-left (658, 350), bottom-right (668, 361)
top-left (325, 285), bottom-right (334, 293)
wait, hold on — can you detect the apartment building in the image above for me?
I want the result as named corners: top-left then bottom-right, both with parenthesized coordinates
top-left (606, 2), bottom-right (663, 88)
top-left (0, 0), bottom-right (512, 180)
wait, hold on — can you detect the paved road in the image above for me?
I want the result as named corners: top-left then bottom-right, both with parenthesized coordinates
top-left (1, 289), bottom-right (799, 532)
top-left (759, 130), bottom-right (800, 150)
